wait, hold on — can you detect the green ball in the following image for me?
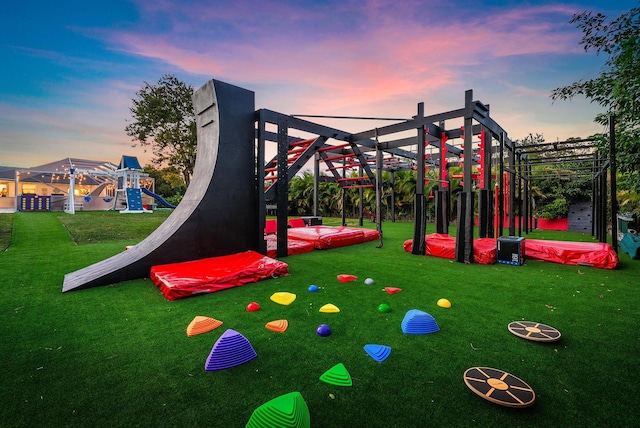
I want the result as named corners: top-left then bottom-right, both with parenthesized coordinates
top-left (377, 303), bottom-right (391, 313)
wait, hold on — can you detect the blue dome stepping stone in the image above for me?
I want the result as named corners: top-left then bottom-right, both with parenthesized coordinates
top-left (246, 391), bottom-right (310, 428)
top-left (364, 344), bottom-right (392, 362)
top-left (204, 329), bottom-right (257, 371)
top-left (401, 309), bottom-right (440, 334)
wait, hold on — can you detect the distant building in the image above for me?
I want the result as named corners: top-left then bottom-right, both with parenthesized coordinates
top-left (0, 157), bottom-right (154, 212)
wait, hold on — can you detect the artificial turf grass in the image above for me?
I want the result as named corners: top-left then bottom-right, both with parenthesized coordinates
top-left (1, 213), bottom-right (639, 427)
top-left (0, 213), bottom-right (13, 251)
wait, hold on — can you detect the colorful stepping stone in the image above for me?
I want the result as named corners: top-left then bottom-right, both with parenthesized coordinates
top-left (186, 316), bottom-right (223, 337)
top-left (463, 367), bottom-right (536, 408)
top-left (377, 303), bottom-right (391, 313)
top-left (437, 298), bottom-right (451, 308)
top-left (246, 391), bottom-right (310, 428)
top-left (384, 287), bottom-right (402, 294)
top-left (364, 344), bottom-right (392, 363)
top-left (320, 363), bottom-right (352, 386)
top-left (316, 324), bottom-right (332, 337)
top-left (319, 304), bottom-right (340, 313)
top-left (246, 302), bottom-right (261, 312)
top-left (508, 321), bottom-right (561, 342)
top-left (270, 292), bottom-right (296, 306)
top-left (401, 309), bottom-right (439, 334)
top-left (205, 329), bottom-right (257, 371)
top-left (308, 285), bottom-right (319, 292)
top-left (265, 319), bottom-right (289, 333)
top-left (337, 274), bottom-right (358, 283)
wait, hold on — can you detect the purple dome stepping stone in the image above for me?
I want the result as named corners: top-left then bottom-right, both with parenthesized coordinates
top-left (401, 309), bottom-right (439, 334)
top-left (205, 329), bottom-right (257, 371)
top-left (364, 344), bottom-right (392, 362)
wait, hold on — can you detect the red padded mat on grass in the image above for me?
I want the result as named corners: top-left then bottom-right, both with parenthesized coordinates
top-left (524, 239), bottom-right (618, 269)
top-left (403, 234), bottom-right (497, 264)
top-left (150, 250), bottom-right (289, 301)
top-left (265, 234), bottom-right (315, 258)
top-left (287, 226), bottom-right (366, 249)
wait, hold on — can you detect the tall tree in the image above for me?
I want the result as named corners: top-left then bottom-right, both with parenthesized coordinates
top-left (125, 75), bottom-right (197, 186)
top-left (551, 7), bottom-right (640, 191)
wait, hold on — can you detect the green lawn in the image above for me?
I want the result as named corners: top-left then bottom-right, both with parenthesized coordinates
top-left (1, 212), bottom-right (638, 427)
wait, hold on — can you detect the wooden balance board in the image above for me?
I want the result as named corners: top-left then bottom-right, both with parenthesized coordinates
top-left (463, 367), bottom-right (536, 408)
top-left (508, 321), bottom-right (561, 342)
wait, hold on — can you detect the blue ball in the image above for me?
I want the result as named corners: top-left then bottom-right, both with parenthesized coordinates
top-left (308, 285), bottom-right (319, 292)
top-left (316, 324), bottom-right (332, 337)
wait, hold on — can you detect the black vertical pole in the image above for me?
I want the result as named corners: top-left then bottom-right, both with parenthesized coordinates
top-left (358, 164), bottom-right (364, 226)
top-left (591, 152), bottom-right (597, 237)
top-left (498, 132), bottom-right (505, 237)
top-left (609, 116), bottom-right (618, 252)
top-left (412, 103), bottom-right (426, 255)
top-left (517, 152), bottom-right (522, 237)
top-left (391, 171), bottom-right (396, 222)
top-left (276, 117), bottom-right (289, 257)
top-left (313, 153), bottom-right (320, 217)
top-left (508, 138), bottom-right (516, 236)
top-left (375, 137), bottom-right (384, 247)
top-left (257, 111), bottom-right (267, 255)
top-left (456, 90), bottom-right (474, 263)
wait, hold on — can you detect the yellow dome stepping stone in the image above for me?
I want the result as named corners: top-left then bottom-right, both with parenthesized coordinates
top-left (319, 304), bottom-right (340, 313)
top-left (186, 316), bottom-right (223, 337)
top-left (270, 292), bottom-right (297, 306)
top-left (265, 319), bottom-right (289, 333)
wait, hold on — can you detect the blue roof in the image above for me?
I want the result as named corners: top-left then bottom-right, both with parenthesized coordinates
top-left (119, 156), bottom-right (142, 170)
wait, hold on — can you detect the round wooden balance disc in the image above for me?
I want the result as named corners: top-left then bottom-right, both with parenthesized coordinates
top-left (508, 321), bottom-right (561, 342)
top-left (463, 367), bottom-right (536, 408)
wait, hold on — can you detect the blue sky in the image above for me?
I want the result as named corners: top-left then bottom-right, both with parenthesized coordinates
top-left (1, 0), bottom-right (637, 167)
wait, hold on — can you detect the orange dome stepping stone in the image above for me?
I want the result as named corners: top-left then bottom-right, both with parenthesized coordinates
top-left (187, 316), bottom-right (223, 336)
top-left (270, 292), bottom-right (296, 306)
top-left (319, 304), bottom-right (340, 313)
top-left (265, 319), bottom-right (289, 333)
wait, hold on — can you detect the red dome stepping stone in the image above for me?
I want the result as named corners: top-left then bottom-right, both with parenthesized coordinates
top-left (337, 274), bottom-right (358, 283)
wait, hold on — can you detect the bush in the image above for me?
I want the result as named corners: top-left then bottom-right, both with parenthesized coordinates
top-left (540, 197), bottom-right (569, 219)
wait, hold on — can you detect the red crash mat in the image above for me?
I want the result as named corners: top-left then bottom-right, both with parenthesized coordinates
top-left (360, 228), bottom-right (381, 242)
top-left (265, 234), bottom-right (315, 258)
top-left (287, 226), bottom-right (367, 249)
top-left (524, 239), bottom-right (618, 269)
top-left (150, 250), bottom-right (289, 301)
top-left (403, 234), bottom-right (497, 264)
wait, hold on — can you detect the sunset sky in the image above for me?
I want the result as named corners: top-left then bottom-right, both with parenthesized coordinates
top-left (1, 0), bottom-right (636, 168)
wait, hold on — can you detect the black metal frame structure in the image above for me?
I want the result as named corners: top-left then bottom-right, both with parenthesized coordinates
top-left (63, 79), bottom-right (619, 293)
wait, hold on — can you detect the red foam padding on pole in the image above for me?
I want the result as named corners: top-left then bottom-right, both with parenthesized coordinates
top-left (403, 234), bottom-right (497, 264)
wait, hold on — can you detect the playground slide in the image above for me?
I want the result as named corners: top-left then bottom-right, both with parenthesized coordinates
top-left (141, 187), bottom-right (176, 208)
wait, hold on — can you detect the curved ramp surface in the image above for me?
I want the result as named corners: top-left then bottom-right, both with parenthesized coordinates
top-left (63, 79), bottom-right (258, 292)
